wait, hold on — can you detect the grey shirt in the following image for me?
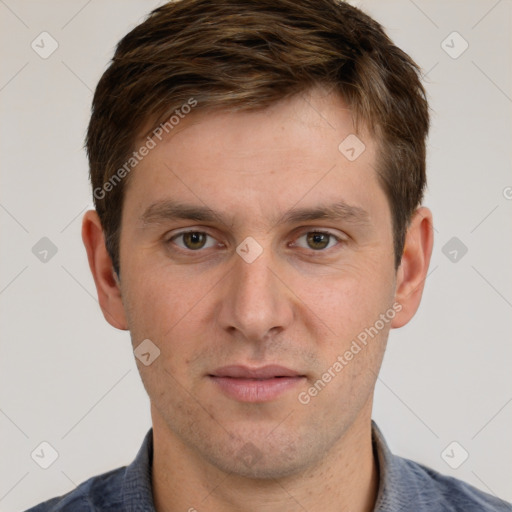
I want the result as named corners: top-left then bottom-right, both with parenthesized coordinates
top-left (26, 422), bottom-right (511, 511)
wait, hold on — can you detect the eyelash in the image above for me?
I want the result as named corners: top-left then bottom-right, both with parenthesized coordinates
top-left (290, 230), bottom-right (343, 251)
top-left (166, 229), bottom-right (345, 253)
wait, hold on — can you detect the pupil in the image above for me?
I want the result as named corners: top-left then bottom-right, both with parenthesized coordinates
top-left (185, 232), bottom-right (206, 249)
top-left (308, 232), bottom-right (329, 250)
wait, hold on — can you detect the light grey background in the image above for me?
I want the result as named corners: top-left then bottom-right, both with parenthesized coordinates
top-left (1, 0), bottom-right (511, 510)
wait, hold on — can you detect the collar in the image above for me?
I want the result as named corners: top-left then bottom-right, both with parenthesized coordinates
top-left (120, 422), bottom-right (427, 511)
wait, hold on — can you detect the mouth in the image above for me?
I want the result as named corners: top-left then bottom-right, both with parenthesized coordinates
top-left (208, 365), bottom-right (306, 403)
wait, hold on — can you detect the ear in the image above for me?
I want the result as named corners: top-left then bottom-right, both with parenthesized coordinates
top-left (391, 207), bottom-right (434, 329)
top-left (81, 210), bottom-right (128, 330)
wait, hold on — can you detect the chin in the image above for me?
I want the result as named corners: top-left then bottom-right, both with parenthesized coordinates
top-left (209, 449), bottom-right (305, 480)
top-left (200, 426), bottom-right (328, 481)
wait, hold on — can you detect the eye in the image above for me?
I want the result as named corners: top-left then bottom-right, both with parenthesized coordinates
top-left (169, 231), bottom-right (219, 251)
top-left (293, 231), bottom-right (341, 251)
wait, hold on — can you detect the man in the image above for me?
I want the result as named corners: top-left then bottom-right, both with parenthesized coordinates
top-left (27, 0), bottom-right (511, 510)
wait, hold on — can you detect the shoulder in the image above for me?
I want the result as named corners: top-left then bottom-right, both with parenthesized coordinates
top-left (371, 422), bottom-right (511, 512)
top-left (399, 456), bottom-right (512, 512)
top-left (25, 429), bottom-right (154, 512)
top-left (24, 466), bottom-right (126, 512)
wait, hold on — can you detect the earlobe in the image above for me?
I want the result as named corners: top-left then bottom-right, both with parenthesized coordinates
top-left (81, 210), bottom-right (128, 330)
top-left (391, 207), bottom-right (434, 329)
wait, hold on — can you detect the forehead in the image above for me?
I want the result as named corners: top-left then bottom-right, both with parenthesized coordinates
top-left (125, 89), bottom-right (387, 227)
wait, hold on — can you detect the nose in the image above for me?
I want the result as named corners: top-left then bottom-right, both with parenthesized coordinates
top-left (216, 245), bottom-right (294, 345)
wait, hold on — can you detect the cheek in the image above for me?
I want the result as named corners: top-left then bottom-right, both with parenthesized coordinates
top-left (121, 262), bottom-right (220, 373)
top-left (298, 272), bottom-right (392, 419)
top-left (296, 264), bottom-right (394, 343)
top-left (123, 257), bottom-right (208, 327)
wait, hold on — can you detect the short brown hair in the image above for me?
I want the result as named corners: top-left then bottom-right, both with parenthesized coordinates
top-left (86, 0), bottom-right (429, 275)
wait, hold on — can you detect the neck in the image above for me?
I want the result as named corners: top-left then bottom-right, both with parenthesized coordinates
top-left (151, 408), bottom-right (379, 512)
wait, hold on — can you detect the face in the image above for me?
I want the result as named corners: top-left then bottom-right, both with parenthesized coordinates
top-left (115, 89), bottom-right (401, 478)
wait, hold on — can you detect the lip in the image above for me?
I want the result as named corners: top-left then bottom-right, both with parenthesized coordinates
top-left (209, 365), bottom-right (306, 403)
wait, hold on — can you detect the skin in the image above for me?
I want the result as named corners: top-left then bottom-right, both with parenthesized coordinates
top-left (83, 87), bottom-right (433, 512)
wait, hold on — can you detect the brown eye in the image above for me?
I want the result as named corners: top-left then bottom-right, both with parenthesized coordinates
top-left (306, 232), bottom-right (331, 250)
top-left (171, 231), bottom-right (218, 251)
top-left (182, 232), bottom-right (207, 250)
top-left (291, 230), bottom-right (343, 252)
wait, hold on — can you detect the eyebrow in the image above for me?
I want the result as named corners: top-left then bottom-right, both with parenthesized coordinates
top-left (140, 199), bottom-right (370, 228)
top-left (278, 201), bottom-right (370, 226)
top-left (140, 200), bottom-right (226, 226)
